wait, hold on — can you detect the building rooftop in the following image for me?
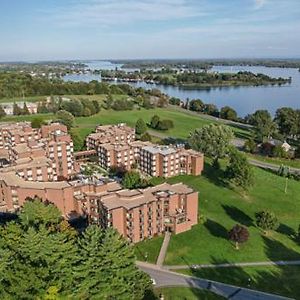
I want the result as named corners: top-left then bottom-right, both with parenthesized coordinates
top-left (91, 182), bottom-right (195, 210)
top-left (142, 145), bottom-right (177, 155)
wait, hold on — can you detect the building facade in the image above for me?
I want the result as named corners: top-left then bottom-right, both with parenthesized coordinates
top-left (86, 124), bottom-right (204, 177)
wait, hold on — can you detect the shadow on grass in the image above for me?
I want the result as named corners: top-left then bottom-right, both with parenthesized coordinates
top-left (202, 162), bottom-right (228, 188)
top-left (204, 219), bottom-right (228, 240)
top-left (222, 205), bottom-right (253, 227)
top-left (276, 223), bottom-right (296, 238)
top-left (162, 137), bottom-right (187, 145)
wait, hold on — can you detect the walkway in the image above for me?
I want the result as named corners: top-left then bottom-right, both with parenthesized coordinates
top-left (156, 231), bottom-right (171, 267)
top-left (165, 260), bottom-right (300, 270)
top-left (137, 261), bottom-right (292, 300)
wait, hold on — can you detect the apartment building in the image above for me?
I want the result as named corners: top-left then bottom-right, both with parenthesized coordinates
top-left (86, 123), bottom-right (135, 150)
top-left (0, 122), bottom-right (33, 149)
top-left (138, 145), bottom-right (204, 177)
top-left (81, 182), bottom-right (198, 243)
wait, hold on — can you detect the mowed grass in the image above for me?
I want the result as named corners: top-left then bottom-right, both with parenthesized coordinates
top-left (179, 265), bottom-right (300, 299)
top-left (135, 163), bottom-right (300, 266)
top-left (74, 107), bottom-right (249, 141)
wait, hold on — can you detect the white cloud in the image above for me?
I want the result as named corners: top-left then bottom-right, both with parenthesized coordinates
top-left (50, 0), bottom-right (207, 27)
top-left (254, 0), bottom-right (267, 9)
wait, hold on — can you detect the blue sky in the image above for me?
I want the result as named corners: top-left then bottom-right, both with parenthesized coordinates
top-left (0, 0), bottom-right (299, 61)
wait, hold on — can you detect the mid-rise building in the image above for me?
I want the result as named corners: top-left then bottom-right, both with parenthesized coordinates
top-left (86, 124), bottom-right (204, 177)
top-left (86, 123), bottom-right (135, 150)
top-left (81, 182), bottom-right (198, 243)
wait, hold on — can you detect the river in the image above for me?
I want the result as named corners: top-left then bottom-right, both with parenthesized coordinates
top-left (63, 61), bottom-right (300, 117)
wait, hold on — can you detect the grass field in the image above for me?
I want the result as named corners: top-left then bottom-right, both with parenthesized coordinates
top-left (147, 287), bottom-right (225, 300)
top-left (73, 107), bottom-right (251, 140)
top-left (247, 153), bottom-right (300, 169)
top-left (135, 162), bottom-right (300, 267)
top-left (178, 265), bottom-right (300, 299)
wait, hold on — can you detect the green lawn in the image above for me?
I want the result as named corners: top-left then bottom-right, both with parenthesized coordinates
top-left (0, 113), bottom-right (54, 122)
top-left (135, 163), bottom-right (300, 266)
top-left (73, 107), bottom-right (250, 141)
top-left (145, 287), bottom-right (225, 300)
top-left (178, 265), bottom-right (300, 299)
top-left (247, 153), bottom-right (300, 169)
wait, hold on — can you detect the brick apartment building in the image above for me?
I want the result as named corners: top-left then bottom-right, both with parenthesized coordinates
top-left (86, 123), bottom-right (204, 177)
top-left (86, 123), bottom-right (135, 151)
top-left (0, 122), bottom-right (200, 242)
top-left (81, 181), bottom-right (198, 243)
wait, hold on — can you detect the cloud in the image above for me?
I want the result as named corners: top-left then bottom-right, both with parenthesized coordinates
top-left (254, 0), bottom-right (267, 9)
top-left (50, 0), bottom-right (207, 27)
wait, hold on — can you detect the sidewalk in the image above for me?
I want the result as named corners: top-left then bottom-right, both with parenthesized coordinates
top-left (156, 231), bottom-right (171, 267)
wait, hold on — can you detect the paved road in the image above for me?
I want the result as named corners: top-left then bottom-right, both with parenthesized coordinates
top-left (165, 260), bottom-right (300, 270)
top-left (156, 232), bottom-right (171, 267)
top-left (137, 262), bottom-right (292, 300)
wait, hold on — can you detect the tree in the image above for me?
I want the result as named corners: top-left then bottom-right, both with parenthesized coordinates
top-left (22, 102), bottom-right (30, 115)
top-left (74, 225), bottom-right (106, 298)
top-left (225, 149), bottom-right (254, 190)
top-left (157, 119), bottom-right (174, 131)
top-left (150, 115), bottom-right (160, 129)
top-left (248, 110), bottom-right (277, 142)
top-left (61, 99), bottom-right (84, 117)
top-left (255, 210), bottom-right (279, 234)
top-left (104, 93), bottom-right (113, 109)
top-left (189, 99), bottom-right (204, 112)
top-left (244, 138), bottom-right (256, 153)
top-left (70, 130), bottom-right (84, 152)
top-left (99, 228), bottom-right (151, 299)
top-left (0, 199), bottom-right (77, 298)
top-left (220, 106), bottom-right (237, 121)
top-left (122, 171), bottom-right (141, 189)
top-left (13, 102), bottom-right (22, 115)
top-left (31, 117), bottom-right (45, 128)
top-left (92, 100), bottom-right (100, 113)
top-left (275, 107), bottom-right (299, 138)
top-left (228, 224), bottom-right (249, 250)
top-left (0, 105), bottom-right (6, 118)
top-left (55, 110), bottom-right (75, 129)
top-left (19, 197), bottom-right (62, 228)
top-left (294, 146), bottom-right (300, 159)
top-left (140, 132), bottom-right (152, 142)
top-left (135, 118), bottom-right (147, 135)
top-left (189, 124), bottom-right (234, 167)
top-left (272, 145), bottom-right (287, 158)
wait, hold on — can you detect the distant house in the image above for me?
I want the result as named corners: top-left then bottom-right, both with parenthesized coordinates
top-left (261, 139), bottom-right (292, 153)
top-left (1, 102), bottom-right (38, 115)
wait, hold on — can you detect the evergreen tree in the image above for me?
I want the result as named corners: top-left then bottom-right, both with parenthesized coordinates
top-left (100, 228), bottom-right (152, 300)
top-left (22, 102), bottom-right (30, 115)
top-left (135, 118), bottom-right (147, 135)
top-left (225, 149), bottom-right (254, 190)
top-left (13, 102), bottom-right (22, 115)
top-left (150, 115), bottom-right (160, 129)
top-left (74, 225), bottom-right (106, 298)
top-left (256, 210), bottom-right (279, 234)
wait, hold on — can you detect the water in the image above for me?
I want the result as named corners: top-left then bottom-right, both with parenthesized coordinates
top-left (63, 61), bottom-right (300, 117)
